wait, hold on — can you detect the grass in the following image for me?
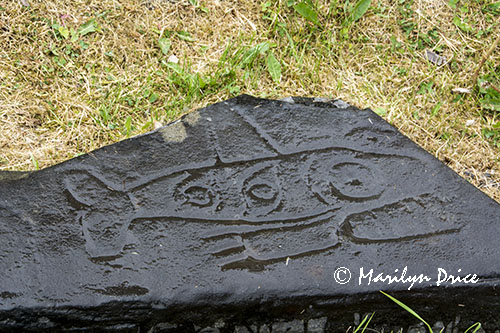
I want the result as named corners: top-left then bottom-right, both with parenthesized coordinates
top-left (361, 291), bottom-right (483, 333)
top-left (0, 0), bottom-right (499, 204)
top-left (337, 291), bottom-right (484, 333)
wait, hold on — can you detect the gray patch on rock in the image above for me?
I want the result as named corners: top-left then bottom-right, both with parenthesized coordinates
top-left (259, 324), bottom-right (271, 333)
top-left (308, 317), bottom-right (327, 333)
top-left (272, 320), bottom-right (304, 332)
top-left (159, 120), bottom-right (187, 142)
top-left (408, 323), bottom-right (428, 333)
top-left (280, 96), bottom-right (295, 104)
top-left (234, 326), bottom-right (252, 333)
top-left (199, 327), bottom-right (220, 333)
top-left (354, 313), bottom-right (360, 326)
top-left (147, 322), bottom-right (178, 333)
top-left (445, 322), bottom-right (453, 333)
top-left (0, 171), bottom-right (31, 182)
top-left (333, 99), bottom-right (350, 109)
top-left (433, 321), bottom-right (445, 331)
top-left (313, 97), bottom-right (333, 103)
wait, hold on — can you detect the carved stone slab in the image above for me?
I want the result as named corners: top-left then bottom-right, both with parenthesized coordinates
top-left (1, 95), bottom-right (500, 332)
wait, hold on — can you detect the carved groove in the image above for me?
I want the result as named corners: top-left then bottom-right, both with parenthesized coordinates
top-left (340, 194), bottom-right (462, 244)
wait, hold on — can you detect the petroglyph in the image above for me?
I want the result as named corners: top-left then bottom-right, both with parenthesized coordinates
top-left (55, 95), bottom-right (468, 271)
top-left (65, 144), bottom-right (462, 271)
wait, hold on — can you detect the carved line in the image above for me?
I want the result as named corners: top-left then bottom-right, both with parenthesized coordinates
top-left (64, 146), bottom-right (418, 195)
top-left (125, 146), bottom-right (418, 192)
top-left (211, 244), bottom-right (246, 258)
top-left (339, 225), bottom-right (461, 244)
top-left (64, 169), bottom-right (124, 194)
top-left (64, 157), bottom-right (444, 269)
top-left (231, 105), bottom-right (284, 155)
top-left (208, 110), bottom-right (279, 165)
top-left (130, 206), bottom-right (340, 228)
top-left (320, 182), bottom-right (383, 203)
top-left (240, 162), bottom-right (282, 216)
top-left (127, 160), bottom-right (218, 192)
top-left (201, 209), bottom-right (340, 240)
top-left (338, 193), bottom-right (463, 244)
top-left (219, 243), bottom-right (341, 271)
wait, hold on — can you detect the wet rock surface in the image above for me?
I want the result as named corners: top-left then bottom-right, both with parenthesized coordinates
top-left (1, 95), bottom-right (500, 332)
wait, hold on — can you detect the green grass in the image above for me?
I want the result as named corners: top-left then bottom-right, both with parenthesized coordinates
top-left (375, 291), bottom-right (482, 333)
top-left (345, 291), bottom-right (482, 333)
top-left (353, 312), bottom-right (375, 333)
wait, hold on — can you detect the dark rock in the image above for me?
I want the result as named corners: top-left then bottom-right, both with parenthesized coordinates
top-left (408, 323), bottom-right (427, 333)
top-left (272, 320), bottom-right (304, 332)
top-left (445, 322), bottom-right (453, 333)
top-left (353, 313), bottom-right (360, 326)
top-left (233, 326), bottom-right (252, 333)
top-left (433, 321), bottom-right (445, 333)
top-left (307, 317), bottom-right (327, 333)
top-left (258, 325), bottom-right (270, 333)
top-left (1, 95), bottom-right (500, 332)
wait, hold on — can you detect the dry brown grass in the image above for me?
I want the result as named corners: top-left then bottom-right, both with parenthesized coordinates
top-left (0, 0), bottom-right (499, 202)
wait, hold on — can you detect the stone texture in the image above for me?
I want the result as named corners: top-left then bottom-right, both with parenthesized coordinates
top-left (272, 320), bottom-right (304, 332)
top-left (307, 317), bottom-right (327, 333)
top-left (1, 95), bottom-right (500, 332)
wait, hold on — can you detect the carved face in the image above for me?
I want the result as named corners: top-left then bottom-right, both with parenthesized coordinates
top-left (129, 149), bottom-right (385, 224)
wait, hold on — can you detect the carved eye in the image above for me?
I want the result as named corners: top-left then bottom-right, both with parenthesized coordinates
top-left (175, 170), bottom-right (219, 209)
top-left (330, 162), bottom-right (375, 198)
top-left (242, 164), bottom-right (281, 216)
top-left (307, 157), bottom-right (382, 205)
top-left (183, 185), bottom-right (214, 207)
top-left (247, 183), bottom-right (278, 201)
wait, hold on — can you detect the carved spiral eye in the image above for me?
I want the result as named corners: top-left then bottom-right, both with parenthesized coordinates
top-left (183, 185), bottom-right (214, 207)
top-left (175, 170), bottom-right (219, 209)
top-left (307, 156), bottom-right (382, 205)
top-left (247, 183), bottom-right (278, 201)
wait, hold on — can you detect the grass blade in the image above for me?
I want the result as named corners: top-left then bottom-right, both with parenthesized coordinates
top-left (158, 37), bottom-right (171, 56)
top-left (293, 2), bottom-right (321, 26)
top-left (266, 52), bottom-right (281, 83)
top-left (124, 116), bottom-right (132, 137)
top-left (78, 19), bottom-right (97, 36)
top-left (380, 291), bottom-right (433, 333)
top-left (464, 323), bottom-right (482, 333)
top-left (240, 42), bottom-right (269, 67)
top-left (30, 153), bottom-right (39, 171)
top-left (176, 31), bottom-right (194, 42)
top-left (351, 0), bottom-right (371, 22)
top-left (353, 312), bottom-right (375, 333)
top-left (58, 26), bottom-right (69, 39)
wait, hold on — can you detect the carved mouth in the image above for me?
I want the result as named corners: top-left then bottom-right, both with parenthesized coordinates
top-left (127, 208), bottom-right (342, 272)
top-left (338, 194), bottom-right (463, 245)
